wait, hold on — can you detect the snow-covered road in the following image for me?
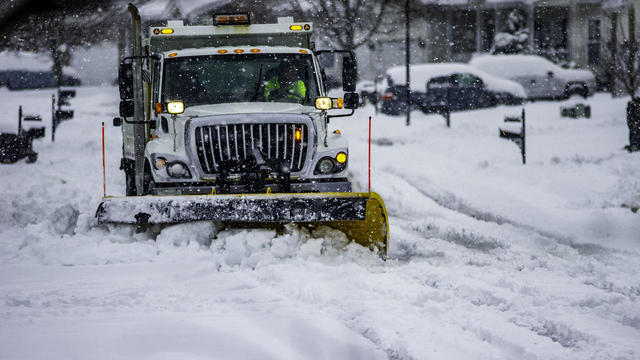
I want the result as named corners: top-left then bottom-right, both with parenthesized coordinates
top-left (1, 86), bottom-right (639, 359)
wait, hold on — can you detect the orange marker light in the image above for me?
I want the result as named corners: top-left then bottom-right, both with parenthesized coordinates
top-left (299, 49), bottom-right (308, 54)
top-left (168, 52), bottom-right (178, 57)
top-left (250, 48), bottom-right (260, 53)
top-left (153, 28), bottom-right (160, 34)
top-left (218, 49), bottom-right (228, 54)
top-left (161, 28), bottom-right (174, 34)
top-left (304, 24), bottom-right (310, 30)
top-left (290, 25), bottom-right (303, 31)
top-left (295, 129), bottom-right (302, 141)
top-left (234, 49), bottom-right (244, 53)
top-left (155, 102), bottom-right (162, 114)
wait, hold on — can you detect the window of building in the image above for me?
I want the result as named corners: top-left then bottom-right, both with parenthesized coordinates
top-left (588, 18), bottom-right (601, 66)
top-left (450, 10), bottom-right (476, 61)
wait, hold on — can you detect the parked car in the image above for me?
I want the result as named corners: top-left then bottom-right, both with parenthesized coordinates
top-left (469, 54), bottom-right (596, 100)
top-left (380, 63), bottom-right (526, 115)
top-left (357, 80), bottom-right (378, 105)
top-left (0, 51), bottom-right (81, 90)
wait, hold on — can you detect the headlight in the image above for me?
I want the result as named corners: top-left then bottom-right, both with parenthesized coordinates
top-left (167, 101), bottom-right (184, 114)
top-left (317, 158), bottom-right (335, 174)
top-left (167, 162), bottom-right (191, 178)
top-left (153, 157), bottom-right (167, 169)
top-left (315, 97), bottom-right (332, 110)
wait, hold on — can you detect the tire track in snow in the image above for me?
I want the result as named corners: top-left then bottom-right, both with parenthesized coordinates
top-left (368, 169), bottom-right (640, 358)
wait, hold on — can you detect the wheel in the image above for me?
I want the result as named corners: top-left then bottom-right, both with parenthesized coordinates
top-left (26, 153), bottom-right (38, 163)
top-left (565, 83), bottom-right (588, 99)
top-left (125, 167), bottom-right (136, 196)
top-left (143, 162), bottom-right (155, 195)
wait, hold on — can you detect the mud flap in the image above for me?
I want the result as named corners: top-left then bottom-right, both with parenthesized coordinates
top-left (96, 192), bottom-right (389, 258)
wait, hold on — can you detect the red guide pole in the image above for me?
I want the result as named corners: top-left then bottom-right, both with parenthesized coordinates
top-left (368, 116), bottom-right (372, 194)
top-left (101, 122), bottom-right (106, 197)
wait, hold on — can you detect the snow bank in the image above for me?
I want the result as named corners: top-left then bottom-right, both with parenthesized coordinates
top-left (386, 62), bottom-right (527, 97)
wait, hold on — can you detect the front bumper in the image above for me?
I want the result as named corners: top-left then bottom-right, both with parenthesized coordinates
top-left (152, 178), bottom-right (351, 195)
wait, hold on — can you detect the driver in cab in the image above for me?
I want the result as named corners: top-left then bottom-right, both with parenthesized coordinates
top-left (264, 61), bottom-right (306, 103)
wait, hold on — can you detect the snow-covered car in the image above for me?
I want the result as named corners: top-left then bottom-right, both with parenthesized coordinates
top-left (356, 80), bottom-right (377, 105)
top-left (469, 54), bottom-right (596, 100)
top-left (381, 63), bottom-right (526, 115)
top-left (0, 51), bottom-right (81, 90)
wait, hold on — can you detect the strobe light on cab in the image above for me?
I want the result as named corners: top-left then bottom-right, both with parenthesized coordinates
top-left (167, 101), bottom-right (184, 114)
top-left (213, 13), bottom-right (250, 26)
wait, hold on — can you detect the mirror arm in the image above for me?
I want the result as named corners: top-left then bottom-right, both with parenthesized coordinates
top-left (327, 108), bottom-right (355, 119)
top-left (122, 117), bottom-right (154, 125)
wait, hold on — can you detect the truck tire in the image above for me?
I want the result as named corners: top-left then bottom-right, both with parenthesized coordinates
top-left (125, 167), bottom-right (137, 196)
top-left (143, 162), bottom-right (155, 195)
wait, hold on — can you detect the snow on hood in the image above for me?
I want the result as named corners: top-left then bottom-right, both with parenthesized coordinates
top-left (183, 102), bottom-right (316, 117)
top-left (469, 54), bottom-right (595, 83)
top-left (386, 63), bottom-right (526, 98)
top-left (0, 51), bottom-right (77, 77)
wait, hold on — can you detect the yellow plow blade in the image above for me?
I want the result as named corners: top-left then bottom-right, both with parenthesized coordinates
top-left (96, 192), bottom-right (389, 258)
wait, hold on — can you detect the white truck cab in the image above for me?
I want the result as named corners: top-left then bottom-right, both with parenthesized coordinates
top-left (116, 14), bottom-right (359, 196)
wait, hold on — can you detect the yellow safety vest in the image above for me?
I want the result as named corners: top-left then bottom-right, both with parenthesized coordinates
top-left (264, 77), bottom-right (306, 102)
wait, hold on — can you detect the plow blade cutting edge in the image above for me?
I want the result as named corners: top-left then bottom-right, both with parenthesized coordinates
top-left (96, 192), bottom-right (389, 258)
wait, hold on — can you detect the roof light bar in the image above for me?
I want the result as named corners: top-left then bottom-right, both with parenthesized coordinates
top-left (214, 13), bottom-right (250, 26)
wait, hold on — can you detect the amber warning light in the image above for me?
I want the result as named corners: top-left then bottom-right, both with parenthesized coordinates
top-left (214, 13), bottom-right (250, 26)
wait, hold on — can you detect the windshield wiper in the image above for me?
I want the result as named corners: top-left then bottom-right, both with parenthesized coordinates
top-left (251, 64), bottom-right (263, 102)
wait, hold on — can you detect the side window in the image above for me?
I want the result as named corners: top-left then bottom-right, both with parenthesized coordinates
top-left (152, 60), bottom-right (160, 104)
top-left (427, 76), bottom-right (453, 89)
top-left (455, 73), bottom-right (482, 88)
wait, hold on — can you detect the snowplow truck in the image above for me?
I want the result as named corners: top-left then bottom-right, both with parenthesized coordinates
top-left (97, 6), bottom-right (389, 258)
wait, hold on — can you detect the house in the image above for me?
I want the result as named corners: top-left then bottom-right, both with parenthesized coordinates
top-left (358, 0), bottom-right (640, 88)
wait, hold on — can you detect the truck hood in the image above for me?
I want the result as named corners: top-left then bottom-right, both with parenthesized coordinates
top-left (183, 102), bottom-right (317, 117)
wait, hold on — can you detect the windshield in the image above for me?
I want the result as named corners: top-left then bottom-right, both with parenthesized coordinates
top-left (162, 53), bottom-right (319, 107)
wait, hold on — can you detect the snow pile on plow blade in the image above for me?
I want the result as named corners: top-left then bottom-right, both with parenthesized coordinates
top-left (96, 192), bottom-right (389, 257)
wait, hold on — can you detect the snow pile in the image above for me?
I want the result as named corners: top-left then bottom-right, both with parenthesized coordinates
top-left (386, 62), bottom-right (527, 97)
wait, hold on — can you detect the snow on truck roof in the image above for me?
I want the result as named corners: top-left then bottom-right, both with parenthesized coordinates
top-left (161, 46), bottom-right (313, 58)
top-left (386, 62), bottom-right (526, 97)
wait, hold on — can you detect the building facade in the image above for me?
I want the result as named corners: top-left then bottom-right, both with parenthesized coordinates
top-left (358, 0), bottom-right (639, 87)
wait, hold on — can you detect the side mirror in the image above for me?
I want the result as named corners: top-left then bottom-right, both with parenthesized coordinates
top-left (342, 56), bottom-right (357, 92)
top-left (343, 92), bottom-right (359, 109)
top-left (547, 71), bottom-right (554, 78)
top-left (118, 62), bottom-right (134, 100)
top-left (119, 100), bottom-right (134, 118)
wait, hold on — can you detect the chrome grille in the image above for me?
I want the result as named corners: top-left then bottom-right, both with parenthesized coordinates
top-left (194, 123), bottom-right (309, 175)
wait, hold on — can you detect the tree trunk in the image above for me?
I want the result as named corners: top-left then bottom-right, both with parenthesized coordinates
top-left (627, 99), bottom-right (640, 151)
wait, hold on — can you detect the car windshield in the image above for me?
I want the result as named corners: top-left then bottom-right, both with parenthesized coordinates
top-left (162, 53), bottom-right (319, 107)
